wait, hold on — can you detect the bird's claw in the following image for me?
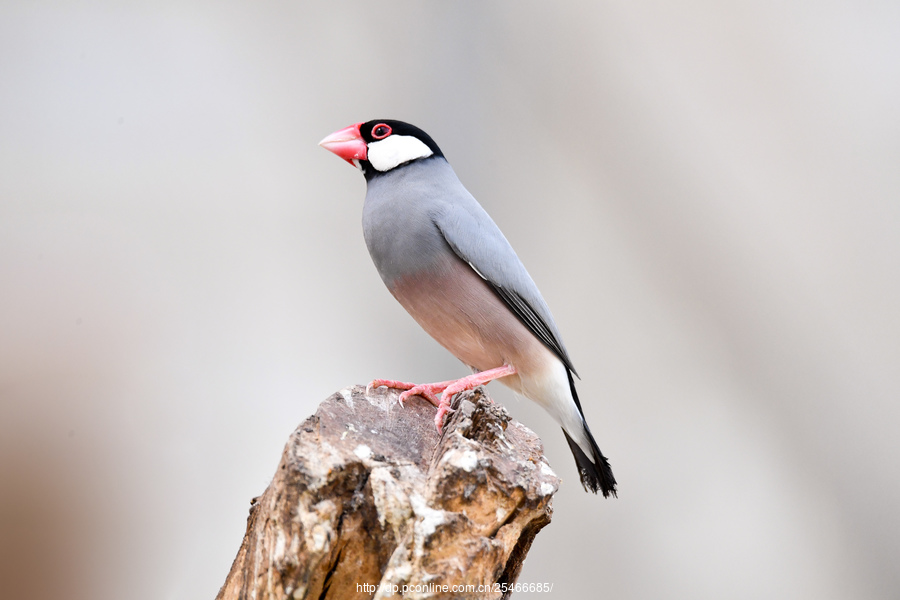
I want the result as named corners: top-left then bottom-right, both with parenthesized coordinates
top-left (434, 401), bottom-right (457, 432)
top-left (399, 386), bottom-right (441, 408)
top-left (367, 378), bottom-right (416, 400)
top-left (367, 371), bottom-right (513, 432)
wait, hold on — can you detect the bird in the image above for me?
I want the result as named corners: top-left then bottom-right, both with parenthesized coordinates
top-left (319, 119), bottom-right (617, 497)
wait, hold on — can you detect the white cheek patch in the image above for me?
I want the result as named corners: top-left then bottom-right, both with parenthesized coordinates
top-left (367, 134), bottom-right (433, 172)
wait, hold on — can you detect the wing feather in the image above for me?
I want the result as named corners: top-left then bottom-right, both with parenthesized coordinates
top-left (432, 196), bottom-right (577, 376)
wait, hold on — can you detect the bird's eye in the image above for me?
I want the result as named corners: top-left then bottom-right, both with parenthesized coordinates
top-left (372, 124), bottom-right (392, 139)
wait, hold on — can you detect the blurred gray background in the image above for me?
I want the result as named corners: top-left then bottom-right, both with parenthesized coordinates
top-left (1, 2), bottom-right (898, 599)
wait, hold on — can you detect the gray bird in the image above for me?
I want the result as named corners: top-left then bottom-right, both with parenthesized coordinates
top-left (319, 120), bottom-right (617, 496)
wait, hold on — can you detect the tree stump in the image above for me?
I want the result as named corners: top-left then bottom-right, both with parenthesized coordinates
top-left (216, 385), bottom-right (560, 600)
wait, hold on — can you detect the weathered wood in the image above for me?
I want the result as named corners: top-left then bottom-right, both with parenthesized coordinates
top-left (216, 385), bottom-right (560, 600)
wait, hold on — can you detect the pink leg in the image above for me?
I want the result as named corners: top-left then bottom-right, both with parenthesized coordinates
top-left (369, 365), bottom-right (517, 431)
top-left (432, 365), bottom-right (517, 431)
top-left (367, 377), bottom-right (456, 408)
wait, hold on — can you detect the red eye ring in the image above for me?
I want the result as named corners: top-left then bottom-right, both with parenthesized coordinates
top-left (371, 123), bottom-right (392, 139)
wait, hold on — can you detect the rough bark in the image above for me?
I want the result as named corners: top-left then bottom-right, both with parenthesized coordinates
top-left (216, 385), bottom-right (560, 600)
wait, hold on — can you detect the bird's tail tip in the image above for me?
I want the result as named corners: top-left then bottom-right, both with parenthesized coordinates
top-left (563, 428), bottom-right (618, 498)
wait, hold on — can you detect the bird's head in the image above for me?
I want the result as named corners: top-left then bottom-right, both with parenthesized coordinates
top-left (319, 120), bottom-right (444, 177)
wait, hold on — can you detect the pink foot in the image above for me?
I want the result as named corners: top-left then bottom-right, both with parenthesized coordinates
top-left (433, 402), bottom-right (454, 431)
top-left (398, 383), bottom-right (445, 408)
top-left (367, 378), bottom-right (452, 407)
top-left (432, 365), bottom-right (517, 431)
top-left (369, 365), bottom-right (517, 432)
top-left (367, 378), bottom-right (416, 395)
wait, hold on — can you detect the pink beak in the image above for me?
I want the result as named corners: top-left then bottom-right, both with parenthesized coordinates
top-left (318, 122), bottom-right (367, 165)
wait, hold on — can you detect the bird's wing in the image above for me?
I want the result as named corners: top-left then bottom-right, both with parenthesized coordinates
top-left (432, 194), bottom-right (578, 376)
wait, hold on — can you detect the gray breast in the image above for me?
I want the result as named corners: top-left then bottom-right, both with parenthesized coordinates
top-left (362, 157), bottom-right (462, 284)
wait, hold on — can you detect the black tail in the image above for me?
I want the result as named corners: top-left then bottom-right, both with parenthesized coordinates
top-left (564, 371), bottom-right (617, 497)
